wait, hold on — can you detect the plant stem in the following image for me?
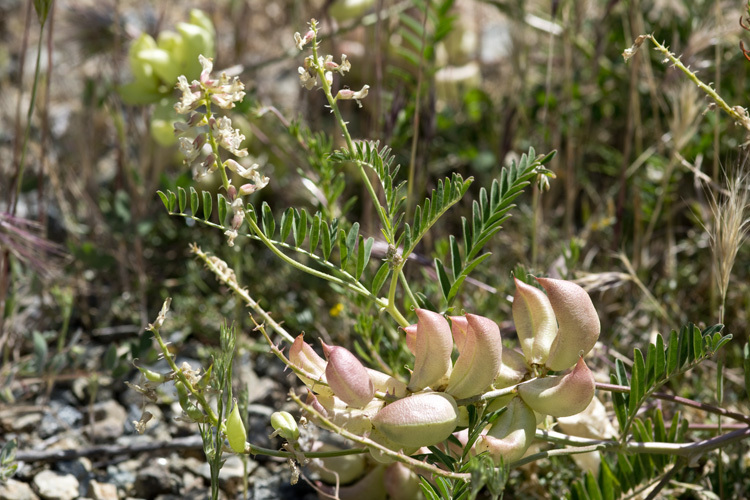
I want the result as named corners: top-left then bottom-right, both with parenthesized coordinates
top-left (596, 382), bottom-right (750, 425)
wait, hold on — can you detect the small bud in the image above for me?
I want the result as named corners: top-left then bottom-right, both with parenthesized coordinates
top-left (407, 309), bottom-right (453, 392)
top-left (227, 401), bottom-right (247, 453)
top-left (270, 411), bottom-right (300, 441)
top-left (372, 392), bottom-right (459, 448)
top-left (518, 357), bottom-right (595, 417)
top-left (536, 277), bottom-right (600, 372)
top-left (322, 342), bottom-right (374, 408)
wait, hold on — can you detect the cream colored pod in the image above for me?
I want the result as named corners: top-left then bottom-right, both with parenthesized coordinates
top-left (372, 392), bottom-right (459, 448)
top-left (475, 397), bottom-right (536, 464)
top-left (444, 314), bottom-right (502, 399)
top-left (517, 357), bottom-right (596, 417)
top-left (536, 277), bottom-right (600, 372)
top-left (407, 309), bottom-right (453, 392)
top-left (322, 342), bottom-right (375, 409)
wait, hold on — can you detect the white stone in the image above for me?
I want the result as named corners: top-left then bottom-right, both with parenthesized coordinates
top-left (33, 471), bottom-right (79, 500)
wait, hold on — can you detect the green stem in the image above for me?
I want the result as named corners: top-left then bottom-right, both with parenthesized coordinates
top-left (14, 24), bottom-right (46, 212)
top-left (203, 99), bottom-right (231, 192)
top-left (149, 324), bottom-right (219, 426)
top-left (641, 35), bottom-right (750, 131)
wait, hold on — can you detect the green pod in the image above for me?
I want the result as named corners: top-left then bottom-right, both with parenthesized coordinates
top-left (227, 402), bottom-right (247, 453)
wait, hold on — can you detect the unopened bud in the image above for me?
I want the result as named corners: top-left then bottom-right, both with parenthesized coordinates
top-left (270, 411), bottom-right (300, 441)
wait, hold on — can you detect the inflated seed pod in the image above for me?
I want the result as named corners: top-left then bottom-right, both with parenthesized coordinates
top-left (475, 396), bottom-right (536, 464)
top-left (372, 392), bottom-right (459, 448)
top-left (536, 278), bottom-right (600, 372)
top-left (322, 342), bottom-right (374, 409)
top-left (445, 314), bottom-right (502, 399)
top-left (226, 401), bottom-right (247, 453)
top-left (517, 357), bottom-right (595, 417)
top-left (407, 309), bottom-right (453, 392)
top-left (289, 333), bottom-right (331, 395)
top-left (448, 315), bottom-right (469, 352)
top-left (513, 277), bottom-right (557, 366)
top-left (270, 411), bottom-right (299, 441)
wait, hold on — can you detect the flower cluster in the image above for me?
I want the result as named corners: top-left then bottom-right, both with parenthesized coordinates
top-left (294, 20), bottom-right (369, 107)
top-left (173, 55), bottom-right (269, 246)
top-left (288, 277), bottom-right (600, 467)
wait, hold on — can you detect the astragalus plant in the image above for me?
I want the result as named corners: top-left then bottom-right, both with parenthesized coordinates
top-left (132, 18), bottom-right (750, 500)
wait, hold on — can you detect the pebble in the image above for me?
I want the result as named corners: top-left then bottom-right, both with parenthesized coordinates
top-left (38, 402), bottom-right (82, 438)
top-left (87, 400), bottom-right (127, 441)
top-left (32, 470), bottom-right (79, 500)
top-left (0, 478), bottom-right (39, 500)
top-left (133, 460), bottom-right (180, 497)
top-left (87, 480), bottom-right (118, 500)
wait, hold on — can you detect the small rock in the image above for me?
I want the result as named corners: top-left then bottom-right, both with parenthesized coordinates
top-left (88, 480), bottom-right (118, 500)
top-left (55, 458), bottom-right (91, 497)
top-left (38, 402), bottom-right (83, 438)
top-left (33, 470), bottom-right (79, 500)
top-left (134, 460), bottom-right (179, 497)
top-left (0, 478), bottom-right (40, 500)
top-left (87, 400), bottom-right (127, 441)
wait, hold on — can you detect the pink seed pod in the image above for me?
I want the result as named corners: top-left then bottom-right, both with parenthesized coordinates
top-left (407, 309), bottom-right (453, 392)
top-left (518, 357), bottom-right (596, 417)
top-left (475, 396), bottom-right (536, 464)
top-left (513, 277), bottom-right (557, 366)
top-left (402, 324), bottom-right (417, 355)
top-left (445, 314), bottom-right (502, 399)
top-left (322, 342), bottom-right (374, 409)
top-left (372, 392), bottom-right (459, 448)
top-left (536, 277), bottom-right (600, 372)
top-left (448, 315), bottom-right (469, 352)
top-left (289, 334), bottom-right (331, 395)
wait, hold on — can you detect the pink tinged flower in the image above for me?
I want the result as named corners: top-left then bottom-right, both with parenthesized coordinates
top-left (517, 357), bottom-right (596, 417)
top-left (513, 277), bottom-right (557, 366)
top-left (475, 397), bottom-right (536, 464)
top-left (402, 324), bottom-right (417, 355)
top-left (407, 309), bottom-right (453, 392)
top-left (536, 277), bottom-right (600, 372)
top-left (178, 137), bottom-right (200, 164)
top-left (445, 314), bottom-right (502, 399)
top-left (198, 54), bottom-right (214, 85)
top-left (372, 392), bottom-right (459, 448)
top-left (322, 342), bottom-right (374, 409)
top-left (289, 334), bottom-right (331, 395)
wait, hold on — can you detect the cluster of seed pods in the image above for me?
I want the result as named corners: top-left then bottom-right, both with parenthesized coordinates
top-left (288, 277), bottom-right (600, 466)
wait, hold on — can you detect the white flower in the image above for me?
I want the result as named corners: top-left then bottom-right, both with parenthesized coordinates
top-left (179, 137), bottom-right (200, 164)
top-left (298, 67), bottom-right (317, 90)
top-left (212, 116), bottom-right (248, 157)
top-left (199, 55), bottom-right (214, 84)
top-left (224, 228), bottom-right (238, 247)
top-left (336, 85), bottom-right (370, 108)
top-left (175, 76), bottom-right (201, 114)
